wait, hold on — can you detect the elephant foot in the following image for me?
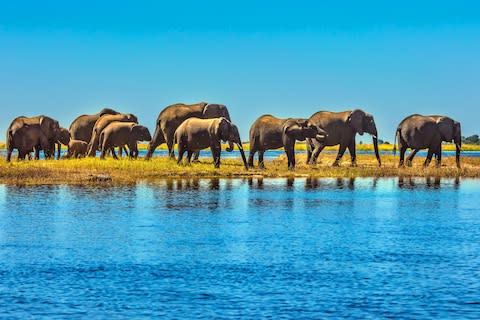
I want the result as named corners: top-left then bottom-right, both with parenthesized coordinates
top-left (288, 165), bottom-right (295, 171)
top-left (406, 161), bottom-right (413, 167)
top-left (192, 159), bottom-right (200, 163)
top-left (350, 162), bottom-right (358, 167)
top-left (332, 161), bottom-right (340, 167)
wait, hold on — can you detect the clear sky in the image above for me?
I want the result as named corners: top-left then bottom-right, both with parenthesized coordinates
top-left (1, 0), bottom-right (479, 142)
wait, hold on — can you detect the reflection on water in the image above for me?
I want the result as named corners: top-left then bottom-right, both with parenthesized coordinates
top-left (0, 178), bottom-right (479, 319)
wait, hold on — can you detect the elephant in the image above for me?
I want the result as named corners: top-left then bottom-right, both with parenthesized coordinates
top-left (306, 109), bottom-right (381, 167)
top-left (174, 117), bottom-right (248, 169)
top-left (66, 140), bottom-right (89, 158)
top-left (145, 102), bottom-right (232, 160)
top-left (99, 122), bottom-right (151, 160)
top-left (87, 113), bottom-right (138, 157)
top-left (69, 108), bottom-right (120, 143)
top-left (393, 114), bottom-right (461, 168)
top-left (6, 115), bottom-right (60, 162)
top-left (54, 127), bottom-right (71, 159)
top-left (248, 115), bottom-right (326, 170)
top-left (8, 124), bottom-right (52, 160)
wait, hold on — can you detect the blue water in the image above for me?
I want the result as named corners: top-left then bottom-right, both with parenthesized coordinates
top-left (1, 148), bottom-right (479, 161)
top-left (0, 178), bottom-right (479, 319)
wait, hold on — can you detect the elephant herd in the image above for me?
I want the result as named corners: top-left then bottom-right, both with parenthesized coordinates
top-left (5, 102), bottom-right (462, 169)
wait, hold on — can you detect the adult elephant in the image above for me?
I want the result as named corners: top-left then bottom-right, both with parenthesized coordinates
top-left (69, 107), bottom-right (119, 143)
top-left (248, 115), bottom-right (326, 170)
top-left (8, 125), bottom-right (52, 160)
top-left (174, 117), bottom-right (248, 169)
top-left (306, 109), bottom-right (381, 167)
top-left (87, 113), bottom-right (138, 157)
top-left (6, 115), bottom-right (60, 162)
top-left (393, 114), bottom-right (461, 168)
top-left (145, 102), bottom-right (232, 159)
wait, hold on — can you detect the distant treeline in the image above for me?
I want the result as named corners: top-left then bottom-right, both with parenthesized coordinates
top-left (463, 135), bottom-right (480, 145)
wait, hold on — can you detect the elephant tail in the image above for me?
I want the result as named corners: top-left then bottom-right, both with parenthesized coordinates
top-left (393, 129), bottom-right (400, 156)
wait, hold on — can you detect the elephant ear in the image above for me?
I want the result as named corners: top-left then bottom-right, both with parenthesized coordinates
top-left (214, 118), bottom-right (231, 141)
top-left (39, 116), bottom-right (57, 136)
top-left (127, 114), bottom-right (139, 124)
top-left (347, 109), bottom-right (365, 135)
top-left (436, 117), bottom-right (454, 142)
top-left (283, 120), bottom-right (301, 139)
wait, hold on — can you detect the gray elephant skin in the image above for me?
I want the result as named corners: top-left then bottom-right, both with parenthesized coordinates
top-left (174, 117), bottom-right (248, 169)
top-left (69, 108), bottom-right (120, 143)
top-left (248, 115), bottom-right (325, 170)
top-left (6, 115), bottom-right (61, 162)
top-left (99, 122), bottom-right (152, 160)
top-left (87, 113), bottom-right (138, 157)
top-left (146, 102), bottom-right (232, 159)
top-left (394, 114), bottom-right (461, 168)
top-left (306, 109), bottom-right (381, 166)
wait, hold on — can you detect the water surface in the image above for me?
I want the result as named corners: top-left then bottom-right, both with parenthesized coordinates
top-left (0, 178), bottom-right (479, 318)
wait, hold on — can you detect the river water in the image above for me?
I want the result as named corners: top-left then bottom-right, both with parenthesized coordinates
top-left (0, 178), bottom-right (479, 318)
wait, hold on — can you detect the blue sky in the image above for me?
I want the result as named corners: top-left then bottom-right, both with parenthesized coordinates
top-left (1, 0), bottom-right (479, 141)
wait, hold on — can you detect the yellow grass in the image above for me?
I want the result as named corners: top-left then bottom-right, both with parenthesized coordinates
top-left (0, 152), bottom-right (479, 185)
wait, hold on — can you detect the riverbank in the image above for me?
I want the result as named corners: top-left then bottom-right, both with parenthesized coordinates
top-left (1, 153), bottom-right (479, 184)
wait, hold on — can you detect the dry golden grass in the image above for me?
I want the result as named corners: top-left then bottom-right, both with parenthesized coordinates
top-left (0, 151), bottom-right (479, 185)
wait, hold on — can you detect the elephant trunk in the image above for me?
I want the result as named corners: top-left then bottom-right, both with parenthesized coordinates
top-left (226, 140), bottom-right (234, 152)
top-left (237, 143), bottom-right (248, 170)
top-left (372, 136), bottom-right (381, 166)
top-left (455, 142), bottom-right (461, 168)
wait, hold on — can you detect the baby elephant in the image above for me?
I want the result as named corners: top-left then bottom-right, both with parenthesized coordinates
top-left (66, 140), bottom-right (89, 158)
top-left (174, 117), bottom-right (248, 169)
top-left (99, 122), bottom-right (152, 160)
top-left (249, 115), bottom-right (326, 170)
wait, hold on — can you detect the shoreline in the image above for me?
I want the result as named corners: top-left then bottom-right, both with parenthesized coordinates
top-left (1, 154), bottom-right (479, 185)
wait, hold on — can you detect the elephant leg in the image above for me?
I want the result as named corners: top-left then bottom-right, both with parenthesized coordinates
top-left (248, 148), bottom-right (256, 168)
top-left (406, 149), bottom-right (420, 167)
top-left (423, 148), bottom-right (434, 167)
top-left (111, 148), bottom-right (119, 160)
top-left (258, 150), bottom-right (265, 169)
top-left (306, 139), bottom-right (313, 164)
top-left (187, 151), bottom-right (194, 165)
top-left (435, 146), bottom-right (442, 167)
top-left (211, 144), bottom-right (221, 168)
top-left (348, 138), bottom-right (357, 167)
top-left (192, 151), bottom-right (200, 163)
top-left (333, 144), bottom-right (348, 167)
top-left (284, 143), bottom-right (296, 170)
top-left (177, 144), bottom-right (186, 165)
top-left (6, 146), bottom-right (14, 162)
top-left (310, 143), bottom-right (326, 165)
top-left (399, 145), bottom-right (408, 167)
top-left (34, 147), bottom-right (40, 160)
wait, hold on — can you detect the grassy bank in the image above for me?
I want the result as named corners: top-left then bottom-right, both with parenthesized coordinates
top-left (0, 152), bottom-right (479, 184)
